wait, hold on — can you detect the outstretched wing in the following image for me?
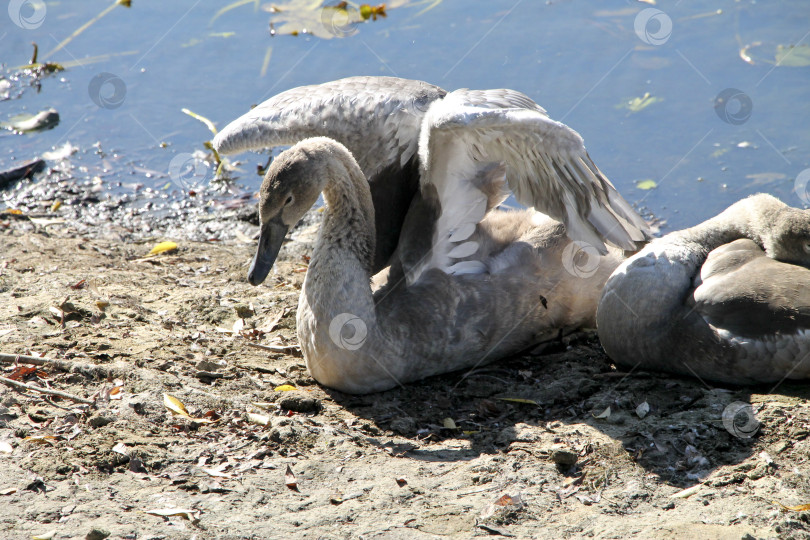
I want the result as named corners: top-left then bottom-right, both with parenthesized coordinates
top-left (212, 76), bottom-right (447, 178)
top-left (418, 89), bottom-right (650, 255)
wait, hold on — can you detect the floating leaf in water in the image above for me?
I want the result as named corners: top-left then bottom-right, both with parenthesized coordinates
top-left (360, 4), bottom-right (387, 20)
top-left (616, 93), bottom-right (663, 113)
top-left (148, 241), bottom-right (178, 256)
top-left (745, 172), bottom-right (785, 184)
top-left (44, 0), bottom-right (129, 60)
top-left (264, 0), bottom-right (433, 39)
top-left (2, 109), bottom-right (60, 133)
top-left (260, 46), bottom-right (273, 77)
top-left (182, 108), bottom-right (218, 136)
top-left (775, 44), bottom-right (810, 67)
top-left (442, 417), bottom-right (457, 429)
top-left (636, 179), bottom-right (657, 190)
top-left (210, 0), bottom-right (260, 26)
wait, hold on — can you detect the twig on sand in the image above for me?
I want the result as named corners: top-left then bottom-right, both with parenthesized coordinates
top-left (245, 342), bottom-right (300, 353)
top-left (0, 375), bottom-right (93, 405)
top-left (0, 353), bottom-right (111, 377)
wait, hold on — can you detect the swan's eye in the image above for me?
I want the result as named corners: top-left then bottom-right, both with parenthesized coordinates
top-left (804, 241), bottom-right (810, 254)
top-left (285, 195), bottom-right (294, 206)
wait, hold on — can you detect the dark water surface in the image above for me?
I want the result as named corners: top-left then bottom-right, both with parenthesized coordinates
top-left (2, 0), bottom-right (809, 231)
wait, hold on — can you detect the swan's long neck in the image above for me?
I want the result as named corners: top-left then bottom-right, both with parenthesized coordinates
top-left (297, 151), bottom-right (380, 390)
top-left (318, 162), bottom-right (377, 274)
top-left (307, 154), bottom-right (376, 306)
top-left (668, 194), bottom-right (784, 257)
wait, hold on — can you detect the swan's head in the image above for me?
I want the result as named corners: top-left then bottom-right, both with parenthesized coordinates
top-left (765, 207), bottom-right (810, 267)
top-left (249, 138), bottom-right (341, 285)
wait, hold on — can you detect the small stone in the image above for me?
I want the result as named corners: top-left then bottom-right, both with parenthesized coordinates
top-left (277, 392), bottom-right (320, 413)
top-left (88, 414), bottom-right (115, 428)
top-left (661, 501), bottom-right (675, 510)
top-left (389, 417), bottom-right (416, 435)
top-left (747, 463), bottom-right (768, 480)
top-left (196, 358), bottom-right (227, 371)
top-left (495, 427), bottom-right (516, 447)
top-left (27, 408), bottom-right (52, 423)
top-left (269, 424), bottom-right (297, 443)
top-left (86, 528), bottom-right (111, 540)
top-left (550, 448), bottom-right (578, 467)
top-left (234, 304), bottom-right (254, 318)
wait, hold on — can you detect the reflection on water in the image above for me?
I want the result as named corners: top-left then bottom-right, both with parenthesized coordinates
top-left (1, 0), bottom-right (808, 231)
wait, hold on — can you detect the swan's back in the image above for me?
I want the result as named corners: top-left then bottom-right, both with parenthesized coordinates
top-left (597, 196), bottom-right (810, 384)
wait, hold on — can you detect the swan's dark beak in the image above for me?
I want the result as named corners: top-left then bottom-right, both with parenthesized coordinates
top-left (248, 216), bottom-right (288, 286)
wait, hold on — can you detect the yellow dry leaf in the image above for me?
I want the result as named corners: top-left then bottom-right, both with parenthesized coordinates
top-left (163, 393), bottom-right (190, 417)
top-left (50, 200), bottom-right (62, 212)
top-left (148, 241), bottom-right (178, 256)
top-left (24, 435), bottom-right (57, 445)
top-left (671, 484), bottom-right (701, 498)
top-left (3, 209), bottom-right (23, 215)
top-left (498, 397), bottom-right (539, 405)
top-left (274, 384), bottom-right (296, 392)
top-left (32, 530), bottom-right (57, 540)
top-left (774, 500), bottom-right (810, 512)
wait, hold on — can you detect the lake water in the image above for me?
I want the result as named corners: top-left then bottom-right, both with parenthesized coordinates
top-left (2, 0), bottom-right (809, 231)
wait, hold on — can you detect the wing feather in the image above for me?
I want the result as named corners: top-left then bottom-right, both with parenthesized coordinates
top-left (212, 76), bottom-right (446, 177)
top-left (422, 91), bottom-right (650, 253)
